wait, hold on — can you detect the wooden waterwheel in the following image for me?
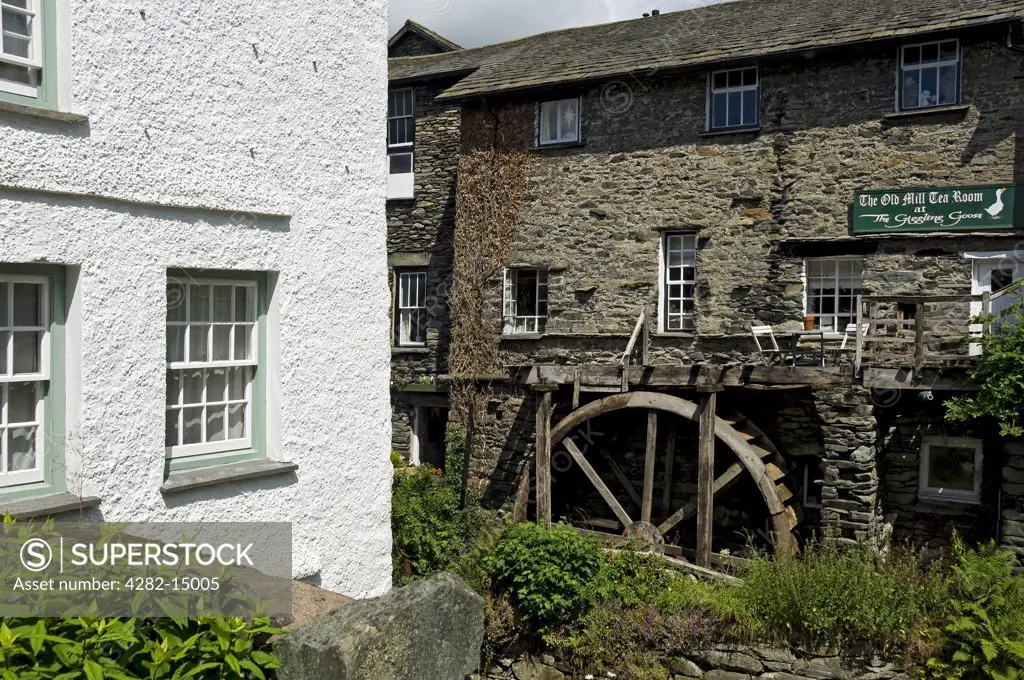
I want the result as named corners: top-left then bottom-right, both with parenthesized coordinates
top-left (534, 389), bottom-right (801, 568)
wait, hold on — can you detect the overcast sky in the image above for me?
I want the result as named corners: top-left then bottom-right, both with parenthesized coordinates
top-left (389, 0), bottom-right (729, 49)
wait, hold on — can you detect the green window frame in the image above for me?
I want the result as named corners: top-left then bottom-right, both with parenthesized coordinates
top-left (165, 270), bottom-right (267, 476)
top-left (0, 263), bottom-right (66, 502)
top-left (0, 0), bottom-right (61, 112)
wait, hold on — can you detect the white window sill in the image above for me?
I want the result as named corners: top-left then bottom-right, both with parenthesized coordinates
top-left (0, 99), bottom-right (88, 123)
top-left (0, 492), bottom-right (102, 519)
top-left (918, 491), bottom-right (981, 506)
top-left (700, 126), bottom-right (761, 138)
top-left (392, 346), bottom-right (430, 355)
top-left (533, 140), bottom-right (585, 151)
top-left (884, 104), bottom-right (969, 121)
top-left (161, 459), bottom-right (298, 494)
top-left (501, 333), bottom-right (544, 341)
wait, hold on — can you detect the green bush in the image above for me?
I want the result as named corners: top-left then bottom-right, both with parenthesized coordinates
top-left (485, 523), bottom-right (602, 635)
top-left (739, 541), bottom-right (949, 652)
top-left (928, 537), bottom-right (1024, 680)
top-left (0, 616), bottom-right (282, 680)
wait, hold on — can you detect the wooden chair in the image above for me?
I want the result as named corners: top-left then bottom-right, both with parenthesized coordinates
top-left (750, 325), bottom-right (784, 366)
top-left (826, 323), bottom-right (867, 365)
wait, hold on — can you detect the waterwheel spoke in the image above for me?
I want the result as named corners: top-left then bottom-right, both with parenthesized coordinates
top-left (598, 449), bottom-right (642, 506)
top-left (563, 438), bottom-right (633, 528)
top-left (641, 411), bottom-right (657, 522)
top-left (656, 462), bottom-right (743, 534)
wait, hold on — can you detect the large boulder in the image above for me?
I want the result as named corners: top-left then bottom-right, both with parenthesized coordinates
top-left (275, 572), bottom-right (484, 680)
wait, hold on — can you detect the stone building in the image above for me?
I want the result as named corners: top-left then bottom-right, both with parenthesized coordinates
top-left (0, 1), bottom-right (393, 596)
top-left (388, 0), bottom-right (1024, 567)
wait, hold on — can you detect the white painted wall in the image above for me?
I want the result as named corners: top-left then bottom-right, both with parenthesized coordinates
top-left (0, 0), bottom-right (392, 597)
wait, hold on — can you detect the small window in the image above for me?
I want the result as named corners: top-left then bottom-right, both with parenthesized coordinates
top-left (899, 39), bottom-right (960, 111)
top-left (166, 276), bottom-right (262, 460)
top-left (538, 98), bottom-right (580, 146)
top-left (662, 233), bottom-right (697, 332)
top-left (805, 258), bottom-right (864, 331)
top-left (395, 270), bottom-right (427, 347)
top-left (0, 275), bottom-right (50, 489)
top-left (919, 435), bottom-right (982, 504)
top-left (0, 0), bottom-right (42, 98)
top-left (387, 88), bottom-right (415, 149)
top-left (709, 67), bottom-right (758, 130)
top-left (503, 269), bottom-right (548, 335)
top-left (801, 459), bottom-right (823, 510)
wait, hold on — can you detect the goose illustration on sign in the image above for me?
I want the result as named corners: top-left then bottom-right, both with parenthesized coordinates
top-left (852, 185), bottom-right (1017, 234)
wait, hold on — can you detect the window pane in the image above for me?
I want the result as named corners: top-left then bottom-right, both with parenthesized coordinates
top-left (207, 368), bottom-right (227, 402)
top-left (903, 45), bottom-right (920, 65)
top-left (2, 10), bottom-right (30, 37)
top-left (938, 65), bottom-right (957, 105)
top-left (0, 331), bottom-right (7, 374)
top-left (189, 324), bottom-right (210, 362)
top-left (940, 41), bottom-right (958, 60)
top-left (727, 69), bottom-right (742, 87)
top-left (8, 427), bottom-right (36, 471)
top-left (727, 91), bottom-right (742, 127)
top-left (7, 382), bottom-right (36, 423)
top-left (212, 325), bottom-right (231, 361)
top-left (207, 407), bottom-right (226, 442)
top-left (0, 282), bottom-right (7, 326)
top-left (712, 72), bottom-right (727, 89)
top-left (712, 92), bottom-right (727, 129)
top-left (559, 100), bottom-right (578, 141)
top-left (167, 282), bottom-right (186, 322)
top-left (189, 286), bottom-right (210, 322)
top-left (920, 42), bottom-right (939, 63)
top-left (167, 326), bottom-right (185, 363)
top-left (182, 407), bottom-right (203, 445)
top-left (12, 283), bottom-right (40, 326)
top-left (540, 103), bottom-right (556, 142)
top-left (228, 367), bottom-right (248, 400)
top-left (166, 371), bottom-right (181, 406)
top-left (11, 331), bottom-right (39, 374)
top-left (165, 410), bottom-right (180, 447)
top-left (389, 153), bottom-right (413, 174)
top-left (234, 324), bottom-right (253, 361)
top-left (742, 68), bottom-right (757, 86)
top-left (212, 285), bottom-right (232, 322)
top-left (742, 90), bottom-right (757, 126)
top-left (235, 287), bottom-right (254, 322)
top-left (2, 34), bottom-right (30, 59)
top-left (928, 445), bottom-right (974, 491)
top-left (920, 67), bottom-right (938, 107)
top-left (183, 370), bottom-right (204, 405)
top-left (228, 404), bottom-right (246, 439)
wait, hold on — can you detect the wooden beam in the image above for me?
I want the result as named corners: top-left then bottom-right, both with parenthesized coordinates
top-left (642, 410), bottom-right (657, 522)
top-left (563, 438), bottom-right (632, 528)
top-left (535, 390), bottom-right (552, 526)
top-left (572, 368), bottom-right (581, 409)
top-left (696, 390), bottom-right (717, 568)
top-left (527, 364), bottom-right (851, 389)
top-left (641, 307), bottom-right (651, 366)
top-left (661, 419), bottom-right (676, 518)
top-left (658, 461), bottom-right (743, 534)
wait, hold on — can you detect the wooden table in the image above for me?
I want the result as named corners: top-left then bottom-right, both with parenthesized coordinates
top-left (789, 329), bottom-right (826, 367)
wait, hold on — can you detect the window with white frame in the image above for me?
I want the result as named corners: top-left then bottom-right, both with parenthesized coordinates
top-left (0, 0), bottom-right (42, 97)
top-left (899, 39), bottom-right (960, 111)
top-left (0, 276), bottom-right (48, 488)
top-left (395, 270), bottom-right (427, 347)
top-left (503, 269), bottom-right (548, 335)
top-left (166, 277), bottom-right (259, 460)
top-left (662, 233), bottom-right (697, 332)
top-left (538, 98), bottom-right (580, 146)
top-left (709, 67), bottom-right (759, 130)
top-left (919, 435), bottom-right (982, 503)
top-left (805, 258), bottom-right (864, 331)
top-left (388, 88), bottom-right (415, 171)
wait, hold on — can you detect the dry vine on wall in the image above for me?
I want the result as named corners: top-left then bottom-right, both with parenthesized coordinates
top-left (446, 104), bottom-right (533, 492)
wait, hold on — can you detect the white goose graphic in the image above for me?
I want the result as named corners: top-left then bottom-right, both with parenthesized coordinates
top-left (985, 188), bottom-right (1007, 219)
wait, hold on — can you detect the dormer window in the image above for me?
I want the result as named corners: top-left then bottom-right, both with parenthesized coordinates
top-left (538, 98), bottom-right (580, 146)
top-left (899, 39), bottom-right (960, 111)
top-left (708, 67), bottom-right (759, 131)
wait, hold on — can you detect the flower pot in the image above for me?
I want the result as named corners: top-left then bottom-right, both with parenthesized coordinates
top-left (803, 315), bottom-right (815, 331)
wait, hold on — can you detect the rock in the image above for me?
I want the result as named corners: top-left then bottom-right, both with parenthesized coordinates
top-left (703, 650), bottom-right (764, 674)
top-left (275, 572), bottom-right (484, 680)
top-left (283, 580), bottom-right (355, 629)
top-left (668, 656), bottom-right (703, 677)
top-left (702, 671), bottom-right (752, 680)
top-left (511, 660), bottom-right (564, 680)
top-left (761, 674), bottom-right (815, 680)
top-left (797, 656), bottom-right (854, 680)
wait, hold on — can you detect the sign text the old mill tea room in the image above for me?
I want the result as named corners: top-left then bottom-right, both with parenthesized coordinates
top-left (852, 185), bottom-right (1017, 234)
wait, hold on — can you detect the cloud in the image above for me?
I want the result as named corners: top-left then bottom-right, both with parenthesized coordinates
top-left (389, 0), bottom-right (727, 49)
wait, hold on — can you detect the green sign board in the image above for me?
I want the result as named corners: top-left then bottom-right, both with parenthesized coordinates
top-left (851, 185), bottom-right (1018, 234)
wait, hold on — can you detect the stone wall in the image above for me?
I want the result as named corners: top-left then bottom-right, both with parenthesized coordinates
top-left (480, 644), bottom-right (905, 680)
top-left (1001, 442), bottom-right (1024, 567)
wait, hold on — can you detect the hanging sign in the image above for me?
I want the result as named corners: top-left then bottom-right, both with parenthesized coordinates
top-left (851, 185), bottom-right (1017, 234)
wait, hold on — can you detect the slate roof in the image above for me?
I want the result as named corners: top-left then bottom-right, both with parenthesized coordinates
top-left (388, 0), bottom-right (1024, 100)
top-left (388, 19), bottom-right (462, 53)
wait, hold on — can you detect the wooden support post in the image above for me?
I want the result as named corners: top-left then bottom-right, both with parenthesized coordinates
top-left (535, 388), bottom-right (554, 526)
top-left (914, 301), bottom-right (925, 374)
top-left (661, 419), bottom-right (676, 518)
top-left (982, 290), bottom-right (992, 335)
top-left (642, 410), bottom-right (658, 522)
top-left (572, 369), bottom-right (581, 409)
top-left (696, 387), bottom-right (721, 568)
top-left (641, 307), bottom-right (651, 366)
top-left (855, 295), bottom-right (863, 374)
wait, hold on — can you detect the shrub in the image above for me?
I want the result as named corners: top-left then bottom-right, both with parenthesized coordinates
top-left (0, 616), bottom-right (282, 680)
top-left (927, 537), bottom-right (1024, 680)
top-left (740, 541), bottom-right (949, 652)
top-left (485, 523), bottom-right (602, 635)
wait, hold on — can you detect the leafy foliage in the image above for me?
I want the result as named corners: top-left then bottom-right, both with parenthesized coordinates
top-left (927, 537), bottom-right (1024, 680)
top-left (945, 304), bottom-right (1024, 436)
top-left (484, 523), bottom-right (602, 635)
top-left (0, 616), bottom-right (283, 680)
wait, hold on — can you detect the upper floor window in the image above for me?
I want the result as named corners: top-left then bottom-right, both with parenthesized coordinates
top-left (919, 435), bottom-right (982, 504)
top-left (709, 67), bottom-right (758, 130)
top-left (166, 276), bottom-right (262, 461)
top-left (805, 258), bottom-right (863, 332)
top-left (503, 268), bottom-right (548, 335)
top-left (387, 88), bottom-right (415, 199)
top-left (395, 270), bottom-right (427, 347)
top-left (0, 0), bottom-right (63, 108)
top-left (538, 98), bottom-right (580, 146)
top-left (899, 39), bottom-right (960, 111)
top-left (662, 233), bottom-right (697, 332)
